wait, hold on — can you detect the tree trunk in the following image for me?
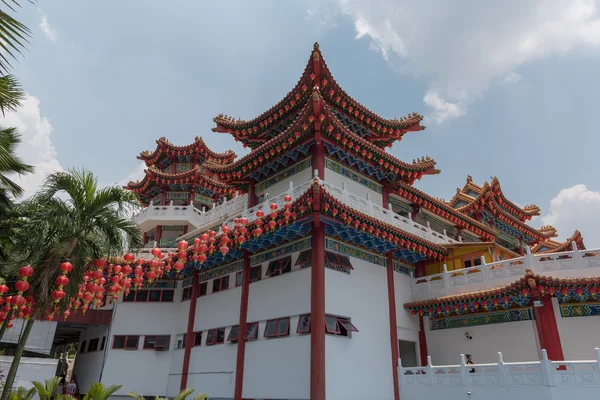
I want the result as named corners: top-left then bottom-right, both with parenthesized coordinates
top-left (0, 309), bottom-right (14, 342)
top-left (0, 312), bottom-right (36, 400)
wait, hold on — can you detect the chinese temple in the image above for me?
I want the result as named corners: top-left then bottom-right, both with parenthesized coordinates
top-left (71, 44), bottom-right (600, 400)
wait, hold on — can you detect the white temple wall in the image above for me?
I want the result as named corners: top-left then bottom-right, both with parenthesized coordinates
top-left (553, 297), bottom-right (600, 360)
top-left (255, 158), bottom-right (312, 199)
top-left (2, 319), bottom-right (57, 355)
top-left (324, 256), bottom-right (394, 400)
top-left (324, 158), bottom-right (384, 206)
top-left (425, 317), bottom-right (539, 365)
top-left (73, 325), bottom-right (109, 393)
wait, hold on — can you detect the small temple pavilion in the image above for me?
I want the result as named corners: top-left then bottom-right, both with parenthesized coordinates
top-left (70, 43), bottom-right (599, 400)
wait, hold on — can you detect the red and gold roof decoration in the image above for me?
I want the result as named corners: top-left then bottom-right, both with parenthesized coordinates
top-left (320, 101), bottom-right (438, 183)
top-left (125, 166), bottom-right (237, 197)
top-left (404, 268), bottom-right (600, 317)
top-left (449, 176), bottom-right (540, 222)
top-left (390, 182), bottom-right (496, 241)
top-left (319, 185), bottom-right (449, 261)
top-left (213, 43), bottom-right (424, 149)
top-left (206, 103), bottom-right (314, 182)
top-left (138, 136), bottom-right (237, 166)
top-left (532, 230), bottom-right (586, 254)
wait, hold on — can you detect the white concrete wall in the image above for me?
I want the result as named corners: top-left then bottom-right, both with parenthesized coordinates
top-left (553, 298), bottom-right (600, 360)
top-left (425, 317), bottom-right (539, 365)
top-left (325, 257), bottom-right (394, 400)
top-left (73, 325), bottom-right (109, 393)
top-left (255, 159), bottom-right (312, 198)
top-left (324, 160), bottom-right (383, 206)
top-left (2, 320), bottom-right (57, 355)
top-left (0, 355), bottom-right (58, 391)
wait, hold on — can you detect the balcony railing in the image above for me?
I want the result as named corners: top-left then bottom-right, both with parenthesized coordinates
top-left (399, 349), bottom-right (600, 400)
top-left (131, 194), bottom-right (248, 228)
top-left (412, 243), bottom-right (600, 298)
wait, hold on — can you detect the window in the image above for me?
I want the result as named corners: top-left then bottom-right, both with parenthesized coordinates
top-left (176, 334), bottom-right (186, 349)
top-left (143, 335), bottom-right (171, 350)
top-left (246, 322), bottom-right (258, 340)
top-left (193, 332), bottom-right (202, 347)
top-left (325, 251), bottom-right (354, 272)
top-left (264, 317), bottom-right (290, 338)
top-left (199, 282), bottom-right (207, 296)
top-left (113, 335), bottom-right (140, 350)
top-left (227, 326), bottom-right (240, 342)
top-left (236, 272), bottom-right (243, 287)
top-left (127, 289), bottom-right (174, 302)
top-left (325, 315), bottom-right (358, 337)
top-left (100, 336), bottom-right (106, 351)
top-left (295, 250), bottom-right (312, 268)
top-left (297, 314), bottom-right (311, 334)
top-left (80, 340), bottom-right (87, 353)
top-left (88, 338), bottom-right (99, 352)
top-left (266, 256), bottom-right (292, 277)
top-left (205, 328), bottom-right (225, 346)
top-left (235, 266), bottom-right (261, 287)
top-left (182, 286), bottom-right (193, 301)
top-left (212, 276), bottom-right (229, 293)
top-left (463, 255), bottom-right (483, 269)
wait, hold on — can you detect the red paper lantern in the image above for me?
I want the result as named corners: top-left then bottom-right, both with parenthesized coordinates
top-left (59, 262), bottom-right (73, 273)
top-left (19, 266), bottom-right (33, 278)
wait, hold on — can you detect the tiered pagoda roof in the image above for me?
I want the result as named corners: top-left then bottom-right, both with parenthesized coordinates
top-left (213, 43), bottom-right (424, 150)
top-left (138, 136), bottom-right (237, 169)
top-left (532, 230), bottom-right (586, 254)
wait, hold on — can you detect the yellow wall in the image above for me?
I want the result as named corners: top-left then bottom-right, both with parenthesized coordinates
top-left (424, 245), bottom-right (493, 276)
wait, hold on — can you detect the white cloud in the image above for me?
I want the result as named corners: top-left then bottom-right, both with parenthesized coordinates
top-left (39, 15), bottom-right (57, 42)
top-left (4, 94), bottom-right (63, 199)
top-left (503, 72), bottom-right (522, 85)
top-left (329, 0), bottom-right (600, 123)
top-left (540, 184), bottom-right (600, 247)
top-left (117, 163), bottom-right (146, 188)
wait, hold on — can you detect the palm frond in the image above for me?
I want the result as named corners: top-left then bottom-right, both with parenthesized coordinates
top-left (83, 383), bottom-right (122, 400)
top-left (0, 75), bottom-right (22, 114)
top-left (0, 8), bottom-right (29, 74)
top-left (173, 388), bottom-right (196, 400)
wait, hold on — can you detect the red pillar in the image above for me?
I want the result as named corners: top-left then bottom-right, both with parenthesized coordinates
top-left (414, 261), bottom-right (426, 278)
top-left (386, 253), bottom-right (400, 400)
top-left (180, 269), bottom-right (199, 390)
top-left (382, 185), bottom-right (390, 209)
top-left (183, 225), bottom-right (188, 235)
top-left (533, 295), bottom-right (564, 361)
top-left (248, 181), bottom-right (257, 208)
top-left (418, 314), bottom-right (428, 366)
top-left (155, 225), bottom-right (163, 247)
top-left (311, 221), bottom-right (326, 400)
top-left (234, 252), bottom-right (251, 400)
top-left (161, 191), bottom-right (167, 206)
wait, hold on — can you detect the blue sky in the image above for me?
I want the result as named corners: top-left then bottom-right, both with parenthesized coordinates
top-left (6, 0), bottom-right (600, 246)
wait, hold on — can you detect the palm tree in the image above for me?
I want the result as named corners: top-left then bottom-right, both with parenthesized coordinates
top-left (82, 383), bottom-right (122, 400)
top-left (128, 388), bottom-right (209, 400)
top-left (0, 169), bottom-right (142, 400)
top-left (0, 127), bottom-right (33, 207)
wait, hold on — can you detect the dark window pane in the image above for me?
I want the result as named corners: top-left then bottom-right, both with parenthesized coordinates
top-left (298, 315), bottom-right (311, 333)
top-left (295, 250), bottom-right (310, 265)
top-left (265, 320), bottom-right (277, 337)
top-left (80, 340), bottom-right (87, 353)
top-left (136, 291), bottom-right (149, 302)
top-left (194, 332), bottom-right (202, 346)
top-left (236, 272), bottom-right (243, 287)
top-left (277, 319), bottom-right (290, 336)
top-left (206, 330), bottom-right (215, 345)
top-left (464, 260), bottom-right (472, 268)
top-left (148, 290), bottom-right (161, 302)
top-left (246, 323), bottom-right (258, 339)
top-left (143, 336), bottom-right (157, 349)
top-left (281, 257), bottom-right (292, 273)
top-left (326, 316), bottom-right (339, 333)
top-left (212, 279), bottom-right (220, 293)
top-left (161, 290), bottom-right (174, 302)
top-left (221, 276), bottom-right (229, 290)
top-left (113, 336), bottom-right (125, 349)
top-left (182, 287), bottom-right (191, 301)
top-left (216, 328), bottom-right (225, 343)
top-left (88, 338), bottom-right (99, 352)
top-left (473, 258), bottom-right (482, 266)
top-left (338, 319), bottom-right (358, 332)
top-left (199, 282), bottom-right (207, 296)
top-left (228, 326), bottom-right (239, 342)
top-left (156, 336), bottom-right (170, 347)
top-left (250, 266), bottom-right (261, 281)
top-left (100, 337), bottom-right (106, 350)
top-left (123, 291), bottom-right (135, 302)
top-left (325, 251), bottom-right (339, 264)
top-left (267, 260), bottom-right (279, 275)
top-left (125, 336), bottom-right (138, 349)
top-left (339, 256), bottom-right (352, 269)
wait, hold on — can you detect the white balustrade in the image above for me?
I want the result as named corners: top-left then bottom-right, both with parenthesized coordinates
top-left (412, 242), bottom-right (600, 297)
top-left (399, 349), bottom-right (600, 400)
